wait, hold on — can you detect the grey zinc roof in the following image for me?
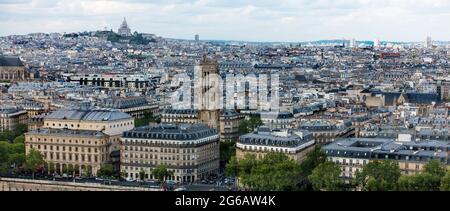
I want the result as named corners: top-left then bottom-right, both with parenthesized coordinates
top-left (0, 106), bottom-right (24, 114)
top-left (103, 97), bottom-right (148, 109)
top-left (123, 124), bottom-right (217, 141)
top-left (27, 128), bottom-right (107, 138)
top-left (323, 138), bottom-right (450, 163)
top-left (238, 128), bottom-right (313, 148)
top-left (0, 56), bottom-right (24, 67)
top-left (45, 109), bottom-right (132, 121)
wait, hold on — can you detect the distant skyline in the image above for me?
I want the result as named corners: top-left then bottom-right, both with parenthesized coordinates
top-left (1, 0), bottom-right (450, 42)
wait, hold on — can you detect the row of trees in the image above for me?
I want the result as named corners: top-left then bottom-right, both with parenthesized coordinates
top-left (225, 147), bottom-right (327, 191)
top-left (0, 124), bottom-right (28, 175)
top-left (134, 164), bottom-right (174, 182)
top-left (0, 124), bottom-right (27, 142)
top-left (311, 160), bottom-right (450, 191)
top-left (225, 146), bottom-right (450, 191)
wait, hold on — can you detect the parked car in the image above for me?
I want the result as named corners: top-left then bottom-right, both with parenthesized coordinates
top-left (125, 177), bottom-right (136, 182)
top-left (174, 187), bottom-right (187, 191)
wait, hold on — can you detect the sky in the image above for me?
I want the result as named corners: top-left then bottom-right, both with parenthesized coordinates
top-left (1, 0), bottom-right (450, 42)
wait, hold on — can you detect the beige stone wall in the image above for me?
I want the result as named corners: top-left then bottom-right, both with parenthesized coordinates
top-left (0, 67), bottom-right (29, 81)
top-left (219, 116), bottom-right (243, 142)
top-left (365, 96), bottom-right (384, 107)
top-left (121, 139), bottom-right (220, 182)
top-left (0, 112), bottom-right (28, 132)
top-left (199, 110), bottom-right (220, 131)
top-left (25, 133), bottom-right (110, 176)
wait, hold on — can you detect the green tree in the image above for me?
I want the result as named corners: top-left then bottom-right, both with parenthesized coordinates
top-left (0, 142), bottom-right (11, 175)
top-left (14, 124), bottom-right (27, 134)
top-left (397, 175), bottom-right (413, 191)
top-left (13, 135), bottom-right (25, 144)
top-left (48, 162), bottom-right (55, 174)
top-left (423, 160), bottom-right (446, 178)
top-left (139, 170), bottom-right (146, 181)
top-left (0, 164), bottom-right (8, 175)
top-left (67, 164), bottom-right (74, 176)
top-left (355, 160), bottom-right (401, 191)
top-left (0, 130), bottom-right (15, 142)
top-left (309, 161), bottom-right (344, 191)
top-left (25, 149), bottom-right (45, 179)
top-left (62, 165), bottom-right (69, 174)
top-left (440, 171), bottom-right (450, 191)
top-left (397, 173), bottom-right (437, 191)
top-left (8, 153), bottom-right (25, 169)
top-left (135, 113), bottom-right (158, 127)
top-left (238, 120), bottom-right (250, 134)
top-left (74, 165), bottom-right (80, 176)
top-left (249, 116), bottom-right (263, 129)
top-left (9, 143), bottom-right (25, 154)
top-left (120, 170), bottom-right (128, 180)
top-left (152, 165), bottom-right (174, 182)
top-left (0, 142), bottom-right (10, 164)
top-left (299, 146), bottom-right (327, 178)
top-left (233, 153), bottom-right (302, 191)
top-left (83, 167), bottom-right (92, 178)
top-left (220, 142), bottom-right (236, 164)
top-left (97, 164), bottom-right (114, 178)
top-left (224, 156), bottom-right (239, 177)
top-left (238, 116), bottom-right (263, 134)
top-left (397, 160), bottom-right (447, 191)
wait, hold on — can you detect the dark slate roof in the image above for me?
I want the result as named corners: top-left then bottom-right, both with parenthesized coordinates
top-left (277, 112), bottom-right (294, 119)
top-left (370, 91), bottom-right (440, 105)
top-left (102, 97), bottom-right (148, 109)
top-left (123, 124), bottom-right (217, 141)
top-left (323, 138), bottom-right (449, 163)
top-left (0, 56), bottom-right (24, 67)
top-left (162, 109), bottom-right (198, 115)
top-left (0, 106), bottom-right (25, 114)
top-left (221, 109), bottom-right (242, 117)
top-left (238, 127), bottom-right (313, 148)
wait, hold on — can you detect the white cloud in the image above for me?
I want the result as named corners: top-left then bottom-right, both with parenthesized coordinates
top-left (1, 0), bottom-right (450, 41)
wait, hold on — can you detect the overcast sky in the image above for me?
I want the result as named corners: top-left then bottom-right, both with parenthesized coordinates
top-left (1, 0), bottom-right (450, 42)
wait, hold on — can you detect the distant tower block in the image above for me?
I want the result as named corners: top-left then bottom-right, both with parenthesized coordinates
top-left (426, 36), bottom-right (433, 48)
top-left (350, 38), bottom-right (357, 48)
top-left (118, 17), bottom-right (132, 37)
top-left (195, 34), bottom-right (200, 42)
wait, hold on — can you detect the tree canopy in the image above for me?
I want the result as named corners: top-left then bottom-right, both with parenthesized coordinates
top-left (397, 160), bottom-right (448, 191)
top-left (97, 164), bottom-right (114, 178)
top-left (152, 164), bottom-right (174, 182)
top-left (309, 161), bottom-right (344, 191)
top-left (355, 160), bottom-right (401, 191)
top-left (238, 116), bottom-right (263, 134)
top-left (25, 149), bottom-right (45, 179)
top-left (226, 153), bottom-right (302, 191)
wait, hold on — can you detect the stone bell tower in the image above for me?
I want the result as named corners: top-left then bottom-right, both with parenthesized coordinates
top-left (196, 56), bottom-right (220, 131)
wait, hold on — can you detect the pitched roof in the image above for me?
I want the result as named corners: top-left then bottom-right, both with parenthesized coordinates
top-left (0, 56), bottom-right (24, 67)
top-left (45, 109), bottom-right (132, 121)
